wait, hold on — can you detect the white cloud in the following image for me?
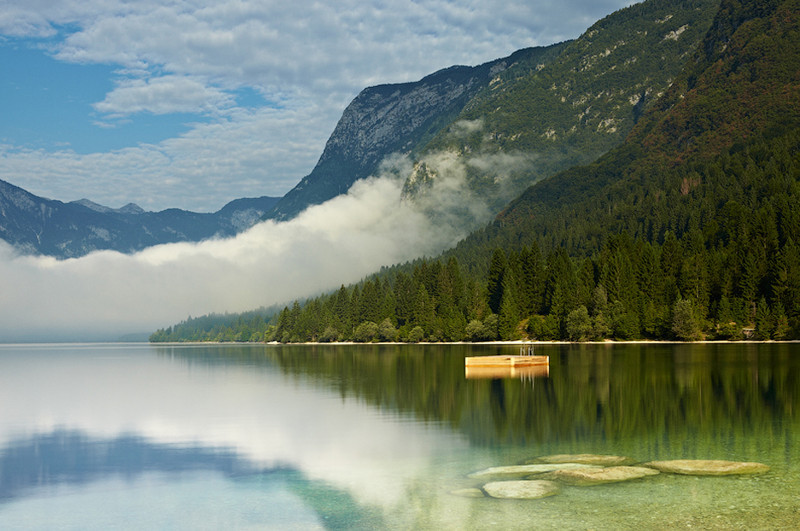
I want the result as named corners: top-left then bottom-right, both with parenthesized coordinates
top-left (0, 102), bottom-right (331, 211)
top-left (93, 75), bottom-right (235, 117)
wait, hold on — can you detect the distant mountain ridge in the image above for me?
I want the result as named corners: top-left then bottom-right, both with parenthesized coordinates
top-left (71, 199), bottom-right (146, 215)
top-left (0, 178), bottom-right (279, 258)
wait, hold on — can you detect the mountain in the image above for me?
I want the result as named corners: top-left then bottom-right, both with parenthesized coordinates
top-left (437, 0), bottom-right (800, 337)
top-left (403, 0), bottom-right (721, 215)
top-left (156, 0), bottom-right (800, 343)
top-left (263, 44), bottom-right (568, 221)
top-left (1, 0), bottom-right (718, 258)
top-left (266, 0), bottom-right (720, 224)
top-left (0, 178), bottom-right (279, 258)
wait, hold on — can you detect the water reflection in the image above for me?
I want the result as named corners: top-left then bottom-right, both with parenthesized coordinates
top-left (0, 429), bottom-right (385, 529)
top-left (0, 430), bottom-right (255, 501)
top-left (464, 364), bottom-right (550, 379)
top-left (255, 343), bottom-right (800, 455)
top-left (0, 343), bottom-right (467, 528)
top-left (2, 342), bottom-right (799, 529)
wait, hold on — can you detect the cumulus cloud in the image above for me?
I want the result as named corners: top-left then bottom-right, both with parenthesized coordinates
top-left (93, 75), bottom-right (235, 117)
top-left (45, 0), bottom-right (609, 92)
top-left (0, 164), bottom-right (489, 341)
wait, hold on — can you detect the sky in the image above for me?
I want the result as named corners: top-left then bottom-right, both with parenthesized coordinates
top-left (0, 0), bottom-right (637, 213)
top-left (0, 0), bottom-right (640, 341)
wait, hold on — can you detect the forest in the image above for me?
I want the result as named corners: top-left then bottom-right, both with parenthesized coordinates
top-left (151, 126), bottom-right (800, 344)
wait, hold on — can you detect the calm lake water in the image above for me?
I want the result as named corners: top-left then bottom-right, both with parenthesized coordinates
top-left (0, 342), bottom-right (799, 529)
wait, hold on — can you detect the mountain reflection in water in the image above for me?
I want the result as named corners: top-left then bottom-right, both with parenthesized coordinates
top-left (0, 430), bottom-right (254, 500)
top-left (0, 429), bottom-right (383, 529)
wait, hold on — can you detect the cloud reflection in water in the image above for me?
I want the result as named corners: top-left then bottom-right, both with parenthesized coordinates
top-left (0, 343), bottom-right (468, 524)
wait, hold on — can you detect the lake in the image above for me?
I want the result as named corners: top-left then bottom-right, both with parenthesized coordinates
top-left (0, 342), bottom-right (798, 529)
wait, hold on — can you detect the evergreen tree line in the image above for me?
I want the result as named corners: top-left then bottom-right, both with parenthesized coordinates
top-left (152, 225), bottom-right (800, 343)
top-left (150, 311), bottom-right (275, 343)
top-left (264, 227), bottom-right (800, 343)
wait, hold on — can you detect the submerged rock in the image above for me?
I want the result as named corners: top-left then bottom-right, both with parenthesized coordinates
top-left (532, 454), bottom-right (635, 466)
top-left (482, 480), bottom-right (560, 500)
top-left (549, 466), bottom-right (660, 486)
top-left (450, 488), bottom-right (486, 498)
top-left (468, 463), bottom-right (600, 479)
top-left (644, 460), bottom-right (770, 476)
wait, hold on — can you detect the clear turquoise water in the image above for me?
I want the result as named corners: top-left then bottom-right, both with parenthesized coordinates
top-left (1, 342), bottom-right (798, 529)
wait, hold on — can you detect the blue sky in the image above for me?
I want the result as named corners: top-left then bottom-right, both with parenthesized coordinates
top-left (0, 0), bottom-right (637, 212)
top-left (0, 43), bottom-right (192, 152)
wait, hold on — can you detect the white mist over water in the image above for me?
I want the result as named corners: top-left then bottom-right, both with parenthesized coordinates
top-left (0, 170), bottom-right (470, 341)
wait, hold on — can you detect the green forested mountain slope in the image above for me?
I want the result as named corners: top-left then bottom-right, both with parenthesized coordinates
top-left (404, 0), bottom-right (720, 214)
top-left (482, 0), bottom-right (800, 253)
top-left (267, 0), bottom-right (719, 223)
top-left (441, 0), bottom-right (800, 338)
top-left (152, 0), bottom-right (800, 343)
top-left (635, 0), bottom-right (800, 162)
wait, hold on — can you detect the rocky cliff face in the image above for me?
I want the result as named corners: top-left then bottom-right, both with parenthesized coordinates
top-left (0, 179), bottom-right (279, 258)
top-left (264, 45), bottom-right (567, 221)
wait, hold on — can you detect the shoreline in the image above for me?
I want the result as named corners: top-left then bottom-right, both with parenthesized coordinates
top-left (149, 339), bottom-right (800, 346)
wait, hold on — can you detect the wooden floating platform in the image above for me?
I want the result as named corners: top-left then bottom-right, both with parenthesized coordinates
top-left (464, 355), bottom-right (550, 379)
top-left (465, 355), bottom-right (550, 368)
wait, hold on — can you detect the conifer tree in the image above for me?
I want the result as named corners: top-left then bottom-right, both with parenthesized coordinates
top-left (672, 298), bottom-right (702, 341)
top-left (487, 249), bottom-right (507, 315)
top-left (498, 272), bottom-right (521, 340)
